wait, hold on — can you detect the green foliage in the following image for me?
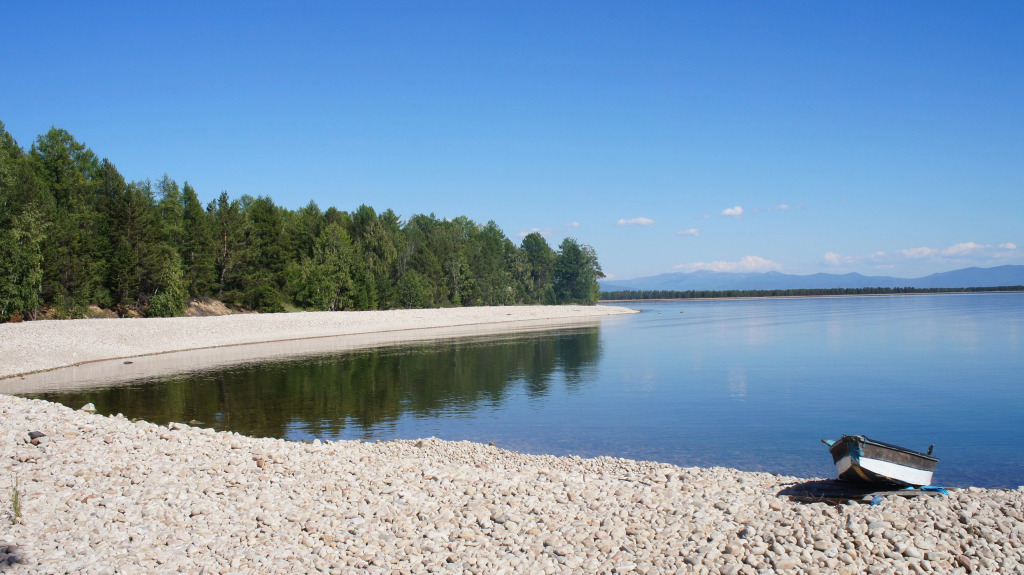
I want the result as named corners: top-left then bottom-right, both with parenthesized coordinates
top-left (209, 191), bottom-right (246, 303)
top-left (156, 174), bottom-right (183, 248)
top-left (348, 205), bottom-right (400, 309)
top-left (397, 269), bottom-right (430, 308)
top-left (0, 207), bottom-right (47, 321)
top-left (31, 128), bottom-right (105, 314)
top-left (286, 222), bottom-right (355, 311)
top-left (0, 121), bottom-right (20, 193)
top-left (107, 179), bottom-right (166, 316)
top-left (235, 196), bottom-right (286, 312)
top-left (472, 221), bottom-right (515, 305)
top-left (181, 182), bottom-right (216, 296)
top-left (147, 253), bottom-right (188, 317)
top-left (0, 122), bottom-right (607, 321)
top-left (521, 232), bottom-right (556, 303)
top-left (554, 237), bottom-right (604, 304)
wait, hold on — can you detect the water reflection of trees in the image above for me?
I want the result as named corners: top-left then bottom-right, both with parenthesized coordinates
top-left (30, 327), bottom-right (603, 439)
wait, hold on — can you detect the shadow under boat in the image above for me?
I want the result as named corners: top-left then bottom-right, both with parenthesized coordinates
top-left (777, 478), bottom-right (948, 504)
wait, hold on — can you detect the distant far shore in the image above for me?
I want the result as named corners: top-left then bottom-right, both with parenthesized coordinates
top-left (601, 286), bottom-right (1024, 303)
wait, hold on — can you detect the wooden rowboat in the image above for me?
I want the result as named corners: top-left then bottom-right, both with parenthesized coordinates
top-left (822, 435), bottom-right (938, 487)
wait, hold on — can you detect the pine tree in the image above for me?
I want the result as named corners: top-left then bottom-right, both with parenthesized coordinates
top-left (554, 237), bottom-right (604, 304)
top-left (181, 182), bottom-right (216, 297)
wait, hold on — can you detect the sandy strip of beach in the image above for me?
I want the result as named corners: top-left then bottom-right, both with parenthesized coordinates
top-left (0, 305), bottom-right (636, 382)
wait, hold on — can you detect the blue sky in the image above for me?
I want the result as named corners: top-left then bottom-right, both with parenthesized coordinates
top-left (4, 2), bottom-right (1022, 280)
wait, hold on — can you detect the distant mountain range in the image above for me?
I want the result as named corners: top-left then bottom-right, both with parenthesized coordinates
top-left (600, 265), bottom-right (1024, 292)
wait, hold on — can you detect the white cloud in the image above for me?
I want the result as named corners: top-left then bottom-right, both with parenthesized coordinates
top-left (823, 241), bottom-right (1021, 270)
top-left (565, 221), bottom-right (580, 228)
top-left (675, 255), bottom-right (781, 273)
top-left (900, 247), bottom-right (939, 259)
top-left (824, 250), bottom-right (896, 267)
top-left (676, 228), bottom-right (700, 237)
top-left (823, 251), bottom-right (852, 266)
top-left (941, 242), bottom-right (986, 256)
top-left (729, 203), bottom-right (795, 215)
top-left (617, 217), bottom-right (655, 226)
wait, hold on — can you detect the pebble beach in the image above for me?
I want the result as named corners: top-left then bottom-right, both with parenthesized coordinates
top-left (2, 307), bottom-right (1022, 574)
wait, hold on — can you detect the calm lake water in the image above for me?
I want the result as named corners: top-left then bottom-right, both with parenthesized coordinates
top-left (24, 294), bottom-right (1023, 488)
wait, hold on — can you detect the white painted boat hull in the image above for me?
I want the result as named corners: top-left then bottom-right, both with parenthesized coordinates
top-left (835, 454), bottom-right (934, 487)
top-left (826, 435), bottom-right (939, 487)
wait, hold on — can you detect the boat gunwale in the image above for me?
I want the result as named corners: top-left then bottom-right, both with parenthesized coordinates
top-left (843, 434), bottom-right (939, 463)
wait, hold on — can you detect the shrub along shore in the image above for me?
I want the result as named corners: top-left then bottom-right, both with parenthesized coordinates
top-left (2, 307), bottom-right (1022, 573)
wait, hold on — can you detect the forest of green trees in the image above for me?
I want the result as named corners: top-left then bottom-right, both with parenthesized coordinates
top-left (601, 286), bottom-right (1024, 301)
top-left (0, 122), bottom-right (604, 322)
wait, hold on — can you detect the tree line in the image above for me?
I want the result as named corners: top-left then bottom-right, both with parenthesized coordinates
top-left (0, 122), bottom-right (604, 322)
top-left (601, 286), bottom-right (1024, 301)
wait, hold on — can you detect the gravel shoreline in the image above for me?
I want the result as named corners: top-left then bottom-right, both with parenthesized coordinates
top-left (2, 396), bottom-right (1022, 574)
top-left (2, 307), bottom-right (1022, 573)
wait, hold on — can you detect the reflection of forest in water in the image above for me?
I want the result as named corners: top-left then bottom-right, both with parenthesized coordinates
top-left (28, 327), bottom-right (603, 440)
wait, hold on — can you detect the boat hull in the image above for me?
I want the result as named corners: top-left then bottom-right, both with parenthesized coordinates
top-left (827, 435), bottom-right (938, 487)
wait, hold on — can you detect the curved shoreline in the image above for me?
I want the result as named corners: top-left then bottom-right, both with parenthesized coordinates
top-left (1, 306), bottom-right (1021, 573)
top-left (2, 396), bottom-right (1021, 574)
top-left (0, 305), bottom-right (636, 382)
